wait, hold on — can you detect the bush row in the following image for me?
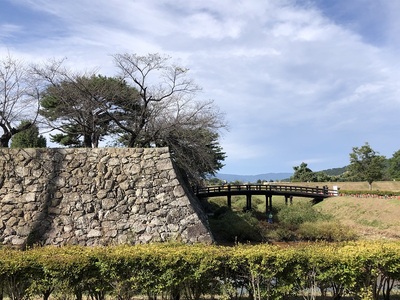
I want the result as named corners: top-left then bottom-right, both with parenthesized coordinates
top-left (340, 190), bottom-right (400, 197)
top-left (1, 241), bottom-right (400, 300)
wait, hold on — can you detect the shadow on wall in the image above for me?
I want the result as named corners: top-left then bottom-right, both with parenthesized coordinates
top-left (26, 149), bottom-right (64, 247)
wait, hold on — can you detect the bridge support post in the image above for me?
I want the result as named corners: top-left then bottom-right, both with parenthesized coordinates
top-left (266, 195), bottom-right (272, 213)
top-left (265, 195), bottom-right (268, 213)
top-left (284, 195), bottom-right (293, 205)
top-left (246, 194), bottom-right (252, 210)
top-left (227, 195), bottom-right (231, 208)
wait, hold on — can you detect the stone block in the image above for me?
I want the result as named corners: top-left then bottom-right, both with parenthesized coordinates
top-left (87, 229), bottom-right (102, 238)
top-left (6, 217), bottom-right (18, 227)
top-left (2, 204), bottom-right (15, 213)
top-left (102, 198), bottom-right (116, 210)
top-left (11, 237), bottom-right (26, 246)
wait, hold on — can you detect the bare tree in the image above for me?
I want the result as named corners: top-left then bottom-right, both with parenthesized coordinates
top-left (0, 53), bottom-right (40, 147)
top-left (112, 53), bottom-right (205, 145)
top-left (112, 53), bottom-right (227, 182)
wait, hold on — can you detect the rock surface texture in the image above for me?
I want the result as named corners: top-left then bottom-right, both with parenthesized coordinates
top-left (0, 147), bottom-right (213, 247)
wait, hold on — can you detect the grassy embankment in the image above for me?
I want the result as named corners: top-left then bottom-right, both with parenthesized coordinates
top-left (207, 181), bottom-right (400, 243)
top-left (315, 181), bottom-right (400, 240)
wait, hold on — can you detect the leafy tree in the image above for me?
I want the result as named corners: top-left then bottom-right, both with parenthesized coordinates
top-left (206, 177), bottom-right (226, 186)
top-left (348, 142), bottom-right (386, 190)
top-left (112, 53), bottom-right (227, 183)
top-left (230, 180), bottom-right (244, 185)
top-left (10, 120), bottom-right (46, 148)
top-left (156, 127), bottom-right (226, 180)
top-left (0, 53), bottom-right (40, 147)
top-left (291, 162), bottom-right (316, 182)
top-left (314, 171), bottom-right (332, 182)
top-left (37, 64), bottom-right (139, 147)
top-left (387, 150), bottom-right (400, 180)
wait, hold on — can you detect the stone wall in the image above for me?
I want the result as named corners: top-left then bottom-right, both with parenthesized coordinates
top-left (0, 147), bottom-right (213, 247)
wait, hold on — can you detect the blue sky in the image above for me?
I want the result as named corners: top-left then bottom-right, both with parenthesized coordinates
top-left (1, 0), bottom-right (400, 175)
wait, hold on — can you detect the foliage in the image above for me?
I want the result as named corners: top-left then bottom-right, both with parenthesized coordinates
top-left (206, 177), bottom-right (226, 186)
top-left (158, 128), bottom-right (226, 181)
top-left (276, 202), bottom-right (328, 230)
top-left (298, 220), bottom-right (357, 242)
top-left (0, 242), bottom-right (400, 300)
top-left (259, 201), bottom-right (357, 242)
top-left (320, 166), bottom-right (348, 176)
top-left (348, 142), bottom-right (386, 190)
top-left (387, 149), bottom-right (400, 180)
top-left (338, 189), bottom-right (400, 197)
top-left (208, 209), bottom-right (264, 243)
top-left (207, 196), bottom-right (356, 243)
top-left (39, 72), bottom-right (138, 148)
top-left (291, 165), bottom-right (351, 183)
top-left (291, 162), bottom-right (316, 182)
top-left (10, 120), bottom-right (46, 148)
top-left (207, 195), bottom-right (357, 243)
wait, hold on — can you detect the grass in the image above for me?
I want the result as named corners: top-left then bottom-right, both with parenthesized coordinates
top-left (206, 181), bottom-right (400, 243)
top-left (280, 180), bottom-right (400, 191)
top-left (316, 195), bottom-right (400, 239)
top-left (208, 195), bottom-right (356, 243)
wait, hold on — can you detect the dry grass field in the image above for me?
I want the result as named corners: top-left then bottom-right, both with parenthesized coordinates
top-left (281, 180), bottom-right (400, 191)
top-left (316, 195), bottom-right (400, 240)
top-left (289, 181), bottom-right (400, 240)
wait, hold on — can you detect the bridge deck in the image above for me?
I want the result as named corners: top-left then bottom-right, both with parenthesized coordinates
top-left (194, 184), bottom-right (334, 211)
top-left (196, 184), bottom-right (332, 197)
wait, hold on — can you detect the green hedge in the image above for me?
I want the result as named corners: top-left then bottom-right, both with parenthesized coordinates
top-left (0, 242), bottom-right (399, 300)
top-left (340, 189), bottom-right (400, 197)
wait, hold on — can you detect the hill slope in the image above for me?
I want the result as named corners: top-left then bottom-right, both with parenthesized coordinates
top-left (280, 181), bottom-right (400, 191)
top-left (285, 181), bottom-right (400, 240)
top-left (316, 195), bottom-right (400, 240)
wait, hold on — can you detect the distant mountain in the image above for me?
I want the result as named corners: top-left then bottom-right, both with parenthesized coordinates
top-left (215, 173), bottom-right (293, 183)
top-left (215, 166), bottom-right (348, 183)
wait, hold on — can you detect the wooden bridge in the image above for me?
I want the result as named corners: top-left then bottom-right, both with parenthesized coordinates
top-left (194, 184), bottom-right (334, 213)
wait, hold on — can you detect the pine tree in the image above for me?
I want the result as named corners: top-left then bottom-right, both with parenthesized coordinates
top-left (10, 121), bottom-right (46, 148)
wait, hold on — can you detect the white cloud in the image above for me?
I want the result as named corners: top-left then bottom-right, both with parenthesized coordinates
top-left (0, 24), bottom-right (21, 38)
top-left (2, 0), bottom-right (400, 173)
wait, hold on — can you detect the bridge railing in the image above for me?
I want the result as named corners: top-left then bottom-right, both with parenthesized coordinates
top-left (195, 184), bottom-right (330, 196)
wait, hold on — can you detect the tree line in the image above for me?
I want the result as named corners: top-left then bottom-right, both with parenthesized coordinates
top-left (0, 53), bottom-right (227, 184)
top-left (291, 142), bottom-right (400, 189)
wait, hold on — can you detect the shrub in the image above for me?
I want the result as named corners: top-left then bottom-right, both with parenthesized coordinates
top-left (298, 221), bottom-right (358, 242)
top-left (276, 202), bottom-right (330, 230)
top-left (340, 190), bottom-right (400, 197)
top-left (264, 227), bottom-right (297, 242)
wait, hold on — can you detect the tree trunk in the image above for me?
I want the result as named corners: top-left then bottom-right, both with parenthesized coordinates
top-left (0, 133), bottom-right (11, 147)
top-left (83, 134), bottom-right (93, 148)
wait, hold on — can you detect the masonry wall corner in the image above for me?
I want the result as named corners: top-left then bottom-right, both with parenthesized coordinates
top-left (0, 147), bottom-right (213, 247)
